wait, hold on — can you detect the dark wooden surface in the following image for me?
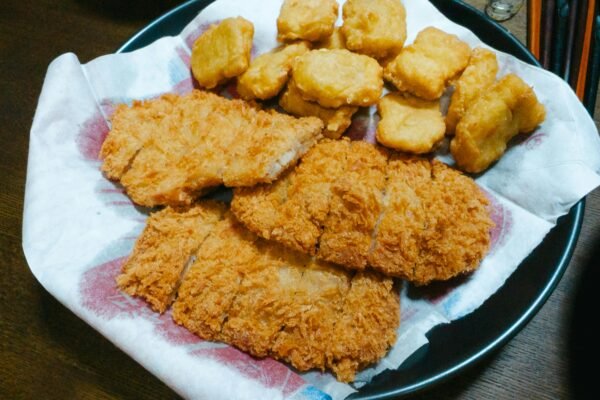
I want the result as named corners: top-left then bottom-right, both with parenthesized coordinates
top-left (1, 0), bottom-right (598, 399)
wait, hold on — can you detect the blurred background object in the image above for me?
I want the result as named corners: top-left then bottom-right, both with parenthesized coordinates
top-left (485, 0), bottom-right (525, 21)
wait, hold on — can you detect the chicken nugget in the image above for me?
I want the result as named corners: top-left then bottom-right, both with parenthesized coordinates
top-left (315, 27), bottom-right (347, 50)
top-left (451, 74), bottom-right (546, 173)
top-left (279, 80), bottom-right (357, 138)
top-left (191, 17), bottom-right (254, 89)
top-left (341, 0), bottom-right (407, 59)
top-left (237, 41), bottom-right (310, 100)
top-left (277, 0), bottom-right (339, 42)
top-left (384, 27), bottom-right (471, 100)
top-left (292, 49), bottom-right (383, 107)
top-left (376, 92), bottom-right (445, 154)
top-left (446, 48), bottom-right (499, 135)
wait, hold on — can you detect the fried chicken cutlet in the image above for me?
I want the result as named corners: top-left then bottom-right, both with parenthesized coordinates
top-left (232, 139), bottom-right (494, 285)
top-left (116, 203), bottom-right (399, 382)
top-left (100, 90), bottom-right (323, 207)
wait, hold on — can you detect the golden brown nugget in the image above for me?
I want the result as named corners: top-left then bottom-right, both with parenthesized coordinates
top-left (100, 90), bottom-right (323, 207)
top-left (236, 41), bottom-right (311, 100)
top-left (116, 202), bottom-right (226, 313)
top-left (277, 0), bottom-right (339, 42)
top-left (272, 259), bottom-right (352, 372)
top-left (232, 139), bottom-right (351, 254)
top-left (191, 17), bottom-right (254, 89)
top-left (328, 271), bottom-right (399, 382)
top-left (376, 92), bottom-right (445, 154)
top-left (315, 27), bottom-right (347, 50)
top-left (384, 27), bottom-right (471, 100)
top-left (369, 157), bottom-right (493, 284)
top-left (451, 74), bottom-right (546, 173)
top-left (318, 141), bottom-right (388, 268)
top-left (341, 0), bottom-right (407, 59)
top-left (446, 48), bottom-right (499, 135)
top-left (292, 49), bottom-right (383, 107)
top-left (279, 80), bottom-right (358, 138)
top-left (172, 214), bottom-right (261, 340)
top-left (232, 142), bottom-right (493, 284)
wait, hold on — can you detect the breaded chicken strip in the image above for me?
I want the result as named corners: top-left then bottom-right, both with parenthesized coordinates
top-left (451, 74), bottom-right (546, 172)
top-left (125, 207), bottom-right (401, 382)
top-left (232, 139), bottom-right (350, 255)
top-left (191, 17), bottom-right (254, 89)
top-left (100, 90), bottom-right (323, 207)
top-left (236, 41), bottom-right (310, 100)
top-left (116, 202), bottom-right (226, 313)
top-left (279, 80), bottom-right (358, 139)
top-left (376, 92), bottom-right (445, 154)
top-left (384, 27), bottom-right (471, 100)
top-left (232, 141), bottom-right (493, 284)
top-left (292, 49), bottom-right (383, 108)
top-left (341, 0), bottom-right (407, 60)
top-left (446, 48), bottom-right (499, 135)
top-left (277, 0), bottom-right (339, 42)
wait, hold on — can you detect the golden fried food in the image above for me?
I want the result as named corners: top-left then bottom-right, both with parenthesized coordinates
top-left (100, 90), bottom-right (323, 207)
top-left (446, 47), bottom-right (499, 135)
top-left (232, 140), bottom-right (493, 284)
top-left (190, 17), bottom-right (254, 89)
top-left (341, 0), bottom-right (407, 59)
top-left (315, 27), bottom-right (347, 50)
top-left (277, 0), bottom-right (339, 42)
top-left (376, 92), bottom-right (445, 153)
top-left (384, 27), bottom-right (471, 100)
top-left (118, 203), bottom-right (400, 383)
top-left (279, 80), bottom-right (358, 138)
top-left (450, 74), bottom-right (546, 173)
top-left (116, 202), bottom-right (226, 313)
top-left (236, 41), bottom-right (310, 100)
top-left (292, 49), bottom-right (383, 107)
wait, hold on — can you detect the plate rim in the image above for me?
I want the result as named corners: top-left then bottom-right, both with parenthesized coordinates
top-left (115, 0), bottom-right (585, 398)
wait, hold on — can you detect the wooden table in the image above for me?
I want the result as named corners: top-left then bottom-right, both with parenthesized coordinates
top-left (1, 0), bottom-right (598, 398)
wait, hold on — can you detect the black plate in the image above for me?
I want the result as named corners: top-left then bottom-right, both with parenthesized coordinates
top-left (117, 1), bottom-right (584, 398)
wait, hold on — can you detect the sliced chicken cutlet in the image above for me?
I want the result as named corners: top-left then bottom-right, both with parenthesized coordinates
top-left (100, 90), bottom-right (323, 207)
top-left (120, 203), bottom-right (399, 382)
top-left (232, 138), bottom-right (350, 255)
top-left (116, 201), bottom-right (226, 313)
top-left (232, 141), bottom-right (493, 284)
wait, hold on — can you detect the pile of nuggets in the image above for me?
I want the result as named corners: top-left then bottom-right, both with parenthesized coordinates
top-left (103, 0), bottom-right (547, 383)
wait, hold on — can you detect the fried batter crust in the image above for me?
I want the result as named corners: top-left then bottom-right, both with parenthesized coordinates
top-left (277, 0), bottom-right (339, 42)
top-left (446, 48), bottom-right (499, 135)
top-left (384, 27), bottom-right (471, 100)
top-left (100, 90), bottom-right (323, 207)
top-left (341, 0), bottom-right (407, 59)
top-left (191, 17), bottom-right (254, 89)
top-left (450, 73), bottom-right (546, 172)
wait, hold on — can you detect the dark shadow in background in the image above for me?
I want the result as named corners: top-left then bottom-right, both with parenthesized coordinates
top-left (76, 0), bottom-right (185, 21)
top-left (568, 228), bottom-right (600, 400)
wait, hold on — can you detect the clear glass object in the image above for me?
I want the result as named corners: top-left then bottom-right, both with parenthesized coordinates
top-left (485, 0), bottom-right (524, 22)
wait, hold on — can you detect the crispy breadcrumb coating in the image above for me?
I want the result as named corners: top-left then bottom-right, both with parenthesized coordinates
top-left (100, 90), bottom-right (323, 207)
top-left (277, 0), bottom-right (339, 42)
top-left (120, 204), bottom-right (400, 382)
top-left (384, 27), bottom-right (471, 100)
top-left (450, 74), bottom-right (546, 172)
top-left (446, 47), bottom-right (499, 135)
top-left (341, 0), bottom-right (407, 59)
top-left (232, 141), bottom-right (493, 284)
top-left (191, 17), bottom-right (254, 89)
